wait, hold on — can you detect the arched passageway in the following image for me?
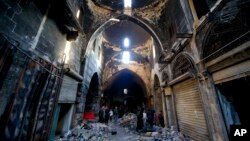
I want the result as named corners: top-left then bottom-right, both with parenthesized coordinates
top-left (103, 69), bottom-right (147, 116)
top-left (84, 73), bottom-right (99, 114)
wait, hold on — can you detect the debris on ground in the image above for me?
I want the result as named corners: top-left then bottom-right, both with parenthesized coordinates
top-left (54, 113), bottom-right (193, 141)
top-left (118, 113), bottom-right (137, 131)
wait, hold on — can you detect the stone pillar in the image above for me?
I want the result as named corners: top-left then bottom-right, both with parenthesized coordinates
top-left (164, 86), bottom-right (174, 128)
top-left (197, 70), bottom-right (229, 141)
top-left (170, 86), bottom-right (178, 130)
top-left (161, 88), bottom-right (169, 128)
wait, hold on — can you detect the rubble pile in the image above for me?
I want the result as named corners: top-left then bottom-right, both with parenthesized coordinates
top-left (118, 113), bottom-right (137, 131)
top-left (117, 113), bottom-right (192, 141)
top-left (55, 121), bottom-right (111, 141)
top-left (139, 126), bottom-right (193, 141)
top-left (54, 113), bottom-right (193, 141)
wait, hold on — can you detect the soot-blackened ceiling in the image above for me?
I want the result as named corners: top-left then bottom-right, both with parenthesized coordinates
top-left (85, 0), bottom-right (167, 33)
top-left (84, 0), bottom-right (168, 68)
top-left (101, 20), bottom-right (152, 66)
top-left (92, 0), bottom-right (160, 10)
top-left (103, 20), bottom-right (150, 47)
top-left (102, 39), bottom-right (151, 66)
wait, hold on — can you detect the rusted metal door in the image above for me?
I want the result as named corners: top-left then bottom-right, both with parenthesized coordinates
top-left (173, 78), bottom-right (209, 141)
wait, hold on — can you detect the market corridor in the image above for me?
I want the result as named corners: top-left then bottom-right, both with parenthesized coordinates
top-left (1, 0), bottom-right (250, 141)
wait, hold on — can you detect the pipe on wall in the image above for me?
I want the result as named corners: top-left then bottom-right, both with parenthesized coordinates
top-left (64, 68), bottom-right (83, 82)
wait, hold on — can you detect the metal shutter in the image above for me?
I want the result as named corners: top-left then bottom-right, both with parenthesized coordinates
top-left (212, 60), bottom-right (250, 84)
top-left (173, 79), bottom-right (209, 141)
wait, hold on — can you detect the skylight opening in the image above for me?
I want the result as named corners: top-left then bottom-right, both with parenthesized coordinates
top-left (124, 0), bottom-right (132, 8)
top-left (124, 37), bottom-right (130, 48)
top-left (122, 51), bottom-right (130, 64)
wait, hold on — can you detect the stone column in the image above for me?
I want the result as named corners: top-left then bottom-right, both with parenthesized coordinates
top-left (170, 86), bottom-right (178, 131)
top-left (197, 70), bottom-right (229, 141)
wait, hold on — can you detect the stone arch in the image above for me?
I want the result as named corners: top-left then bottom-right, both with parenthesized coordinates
top-left (104, 69), bottom-right (148, 96)
top-left (201, 7), bottom-right (250, 62)
top-left (172, 53), bottom-right (196, 79)
top-left (84, 15), bottom-right (164, 57)
top-left (199, 22), bottom-right (217, 59)
top-left (102, 69), bottom-right (148, 112)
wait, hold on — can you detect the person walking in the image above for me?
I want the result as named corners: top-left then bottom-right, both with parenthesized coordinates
top-left (109, 109), bottom-right (113, 122)
top-left (113, 106), bottom-right (119, 123)
top-left (136, 108), bottom-right (144, 132)
top-left (142, 109), bottom-right (147, 131)
top-left (98, 106), bottom-right (105, 123)
top-left (104, 106), bottom-right (109, 124)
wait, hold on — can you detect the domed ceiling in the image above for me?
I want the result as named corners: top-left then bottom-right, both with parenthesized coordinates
top-left (101, 20), bottom-right (152, 65)
top-left (92, 0), bottom-right (159, 10)
top-left (102, 20), bottom-right (150, 47)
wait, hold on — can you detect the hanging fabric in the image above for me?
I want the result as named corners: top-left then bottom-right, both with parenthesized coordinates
top-left (0, 34), bottom-right (64, 141)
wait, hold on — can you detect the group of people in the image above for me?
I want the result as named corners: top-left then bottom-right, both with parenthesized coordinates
top-left (98, 106), bottom-right (165, 132)
top-left (98, 106), bottom-right (119, 124)
top-left (136, 108), bottom-right (165, 132)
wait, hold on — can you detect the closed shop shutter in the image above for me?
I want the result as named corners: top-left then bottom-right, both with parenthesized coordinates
top-left (58, 75), bottom-right (78, 103)
top-left (173, 79), bottom-right (209, 141)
